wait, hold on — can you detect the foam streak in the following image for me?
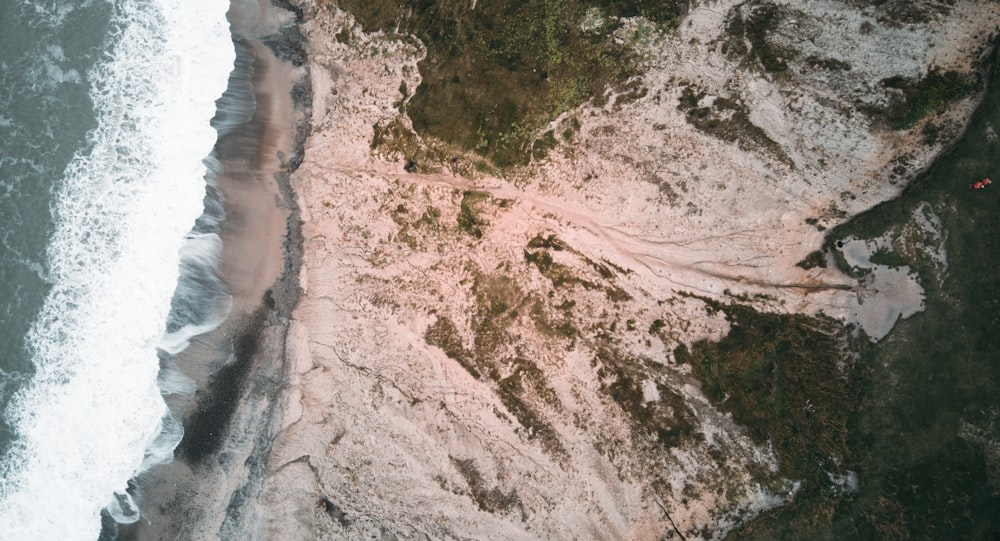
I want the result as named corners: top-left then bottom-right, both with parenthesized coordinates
top-left (0, 0), bottom-right (233, 538)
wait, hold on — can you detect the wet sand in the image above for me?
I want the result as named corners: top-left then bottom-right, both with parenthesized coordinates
top-left (101, 0), bottom-right (307, 538)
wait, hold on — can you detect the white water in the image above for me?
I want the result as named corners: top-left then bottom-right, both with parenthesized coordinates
top-left (0, 0), bottom-right (234, 538)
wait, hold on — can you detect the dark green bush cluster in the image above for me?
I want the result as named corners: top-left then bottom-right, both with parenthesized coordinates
top-left (883, 69), bottom-right (974, 129)
top-left (335, 0), bottom-right (687, 167)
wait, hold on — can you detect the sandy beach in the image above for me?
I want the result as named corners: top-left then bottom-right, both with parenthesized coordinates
top-left (107, 0), bottom-right (307, 538)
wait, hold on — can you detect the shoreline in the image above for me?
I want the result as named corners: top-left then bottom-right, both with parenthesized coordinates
top-left (103, 0), bottom-right (308, 537)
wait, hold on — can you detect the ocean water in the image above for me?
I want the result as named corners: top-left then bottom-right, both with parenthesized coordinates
top-left (0, 0), bottom-right (234, 538)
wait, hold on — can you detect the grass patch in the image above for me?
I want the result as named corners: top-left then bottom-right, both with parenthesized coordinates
top-left (524, 235), bottom-right (632, 300)
top-left (528, 295), bottom-right (579, 340)
top-left (457, 190), bottom-right (491, 238)
top-left (332, 0), bottom-right (688, 168)
top-left (795, 250), bottom-right (827, 270)
top-left (468, 272), bottom-right (523, 367)
top-left (678, 84), bottom-right (791, 165)
top-left (425, 270), bottom-right (569, 459)
top-left (527, 233), bottom-right (568, 251)
top-left (803, 55), bottom-right (851, 72)
top-left (723, 2), bottom-right (789, 73)
top-left (450, 456), bottom-right (523, 515)
top-left (595, 347), bottom-right (700, 448)
top-left (882, 69), bottom-right (976, 130)
top-left (497, 357), bottom-right (568, 458)
top-left (867, 246), bottom-right (908, 269)
top-left (471, 272), bottom-right (568, 457)
top-left (648, 318), bottom-right (666, 334)
top-left (531, 130), bottom-right (560, 160)
top-left (874, 1), bottom-right (953, 27)
top-left (737, 56), bottom-right (1000, 532)
top-left (425, 315), bottom-right (480, 379)
top-left (371, 117), bottom-right (419, 160)
top-left (390, 200), bottom-right (442, 251)
top-left (675, 303), bottom-right (860, 489)
top-left (524, 249), bottom-right (594, 289)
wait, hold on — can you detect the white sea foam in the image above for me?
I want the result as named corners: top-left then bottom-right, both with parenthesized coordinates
top-left (41, 45), bottom-right (81, 85)
top-left (18, 0), bottom-right (80, 29)
top-left (0, 0), bottom-right (233, 538)
top-left (158, 231), bottom-right (233, 356)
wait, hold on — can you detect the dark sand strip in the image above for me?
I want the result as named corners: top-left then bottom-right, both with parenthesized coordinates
top-left (101, 0), bottom-right (308, 538)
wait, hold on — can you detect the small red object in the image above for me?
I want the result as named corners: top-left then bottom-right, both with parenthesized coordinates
top-left (973, 181), bottom-right (984, 189)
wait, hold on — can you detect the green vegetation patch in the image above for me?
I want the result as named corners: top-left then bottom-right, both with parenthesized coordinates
top-left (882, 69), bottom-right (976, 130)
top-left (390, 200), bottom-right (442, 251)
top-left (729, 39), bottom-right (1000, 541)
top-left (524, 234), bottom-right (590, 290)
top-left (874, 0), bottom-right (953, 27)
top-left (423, 273), bottom-right (526, 380)
top-left (497, 358), bottom-right (568, 458)
top-left (527, 233), bottom-right (567, 251)
top-left (469, 272), bottom-right (524, 366)
top-left (371, 115), bottom-right (455, 174)
top-left (470, 272), bottom-right (569, 457)
top-left (424, 270), bottom-right (568, 458)
top-left (723, 2), bottom-right (790, 73)
top-left (675, 302), bottom-right (860, 489)
top-left (457, 190), bottom-right (491, 238)
top-left (595, 347), bottom-right (699, 448)
top-left (524, 249), bottom-right (594, 289)
top-left (450, 456), bottom-right (523, 515)
top-left (523, 234), bottom-right (631, 300)
top-left (678, 84), bottom-right (791, 165)
top-left (332, 0), bottom-right (688, 168)
top-left (803, 55), bottom-right (851, 72)
top-left (867, 246), bottom-right (909, 270)
top-left (371, 117), bottom-right (420, 160)
top-left (527, 295), bottom-right (578, 340)
top-left (425, 315), bottom-right (480, 378)
top-left (795, 249), bottom-right (827, 270)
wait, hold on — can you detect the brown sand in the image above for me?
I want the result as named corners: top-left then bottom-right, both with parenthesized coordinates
top-left (109, 0), bottom-right (307, 538)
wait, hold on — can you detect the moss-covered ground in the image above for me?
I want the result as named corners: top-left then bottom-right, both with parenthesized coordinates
top-left (331, 0), bottom-right (687, 167)
top-left (675, 301), bottom-right (862, 494)
top-left (882, 69), bottom-right (979, 130)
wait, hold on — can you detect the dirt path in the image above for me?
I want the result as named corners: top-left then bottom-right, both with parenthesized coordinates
top-left (330, 160), bottom-right (857, 296)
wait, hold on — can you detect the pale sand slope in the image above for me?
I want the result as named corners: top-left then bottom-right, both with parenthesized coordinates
top-left (257, 1), bottom-right (1000, 539)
